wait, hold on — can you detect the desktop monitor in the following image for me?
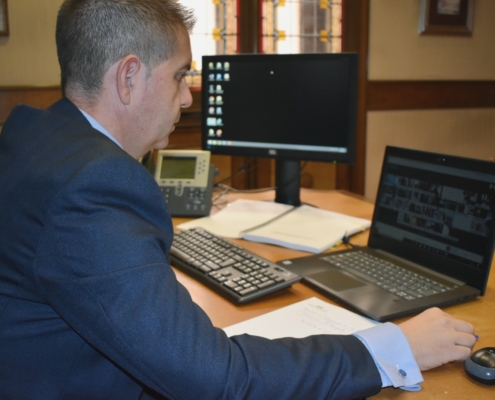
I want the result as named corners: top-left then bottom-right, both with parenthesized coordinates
top-left (201, 53), bottom-right (359, 206)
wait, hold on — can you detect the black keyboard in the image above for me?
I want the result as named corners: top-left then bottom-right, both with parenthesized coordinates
top-left (170, 228), bottom-right (301, 303)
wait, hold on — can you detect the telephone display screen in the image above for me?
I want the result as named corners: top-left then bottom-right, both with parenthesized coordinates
top-left (159, 157), bottom-right (196, 180)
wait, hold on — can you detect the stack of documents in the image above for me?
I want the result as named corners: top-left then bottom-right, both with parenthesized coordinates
top-left (177, 199), bottom-right (371, 253)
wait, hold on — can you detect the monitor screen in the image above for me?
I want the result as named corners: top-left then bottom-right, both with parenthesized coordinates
top-left (201, 53), bottom-right (359, 205)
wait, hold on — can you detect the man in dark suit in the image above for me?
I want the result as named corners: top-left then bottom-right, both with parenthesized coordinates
top-left (0, 1), bottom-right (477, 399)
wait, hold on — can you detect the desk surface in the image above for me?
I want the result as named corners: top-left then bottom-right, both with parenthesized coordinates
top-left (172, 189), bottom-right (495, 399)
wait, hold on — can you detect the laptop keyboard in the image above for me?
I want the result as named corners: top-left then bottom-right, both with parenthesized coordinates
top-left (170, 228), bottom-right (301, 304)
top-left (322, 251), bottom-right (454, 301)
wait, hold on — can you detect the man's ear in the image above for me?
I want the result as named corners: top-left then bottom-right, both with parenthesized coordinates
top-left (116, 55), bottom-right (142, 105)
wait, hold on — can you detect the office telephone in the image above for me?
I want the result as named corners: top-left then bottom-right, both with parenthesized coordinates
top-left (151, 150), bottom-right (214, 217)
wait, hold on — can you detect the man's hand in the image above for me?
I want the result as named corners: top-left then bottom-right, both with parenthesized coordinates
top-left (399, 307), bottom-right (476, 371)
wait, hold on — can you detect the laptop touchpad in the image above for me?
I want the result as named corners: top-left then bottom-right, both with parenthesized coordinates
top-left (307, 270), bottom-right (366, 292)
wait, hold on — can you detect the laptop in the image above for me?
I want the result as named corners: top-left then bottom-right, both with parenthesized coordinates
top-left (279, 146), bottom-right (495, 321)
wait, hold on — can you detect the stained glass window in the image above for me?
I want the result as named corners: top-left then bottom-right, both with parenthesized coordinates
top-left (262, 0), bottom-right (342, 54)
top-left (182, 0), bottom-right (238, 87)
top-left (183, 0), bottom-right (342, 86)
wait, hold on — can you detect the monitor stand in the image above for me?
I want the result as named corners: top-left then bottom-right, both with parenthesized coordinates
top-left (275, 159), bottom-right (301, 207)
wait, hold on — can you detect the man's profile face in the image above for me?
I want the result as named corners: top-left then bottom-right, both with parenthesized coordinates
top-left (134, 28), bottom-right (193, 153)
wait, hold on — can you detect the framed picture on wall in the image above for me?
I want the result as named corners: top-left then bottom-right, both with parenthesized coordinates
top-left (419, 0), bottom-right (474, 36)
top-left (0, 0), bottom-right (9, 36)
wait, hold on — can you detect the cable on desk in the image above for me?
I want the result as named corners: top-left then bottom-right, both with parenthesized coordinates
top-left (212, 160), bottom-right (309, 206)
top-left (342, 231), bottom-right (361, 249)
top-left (214, 158), bottom-right (257, 186)
top-left (211, 184), bottom-right (276, 209)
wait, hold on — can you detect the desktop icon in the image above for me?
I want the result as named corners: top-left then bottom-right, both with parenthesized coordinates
top-left (216, 107), bottom-right (222, 115)
top-left (216, 96), bottom-right (223, 105)
top-left (224, 73), bottom-right (230, 81)
top-left (224, 62), bottom-right (230, 71)
top-left (209, 107), bottom-right (215, 115)
top-left (216, 129), bottom-right (223, 137)
top-left (216, 73), bottom-right (223, 81)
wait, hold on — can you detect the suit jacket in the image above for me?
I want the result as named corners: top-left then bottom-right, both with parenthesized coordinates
top-left (0, 98), bottom-right (381, 399)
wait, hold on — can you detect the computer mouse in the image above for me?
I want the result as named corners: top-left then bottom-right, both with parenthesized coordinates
top-left (464, 347), bottom-right (495, 385)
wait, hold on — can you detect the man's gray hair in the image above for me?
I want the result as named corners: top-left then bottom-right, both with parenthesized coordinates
top-left (56, 0), bottom-right (195, 103)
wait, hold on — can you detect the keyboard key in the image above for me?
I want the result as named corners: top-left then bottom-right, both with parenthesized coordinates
top-left (240, 287), bottom-right (259, 296)
top-left (223, 280), bottom-right (238, 290)
top-left (220, 259), bottom-right (236, 268)
top-left (257, 280), bottom-right (276, 289)
top-left (206, 261), bottom-right (221, 270)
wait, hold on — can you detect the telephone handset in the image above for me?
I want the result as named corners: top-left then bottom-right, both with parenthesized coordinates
top-left (152, 150), bottom-right (214, 217)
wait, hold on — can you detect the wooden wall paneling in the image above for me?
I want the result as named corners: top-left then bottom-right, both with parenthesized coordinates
top-left (338, 0), bottom-right (370, 195)
top-left (168, 89), bottom-right (202, 149)
top-left (301, 162), bottom-right (338, 190)
top-left (0, 86), bottom-right (62, 124)
top-left (210, 155), bottom-right (232, 187)
top-left (368, 80), bottom-right (495, 110)
top-left (238, 0), bottom-right (261, 54)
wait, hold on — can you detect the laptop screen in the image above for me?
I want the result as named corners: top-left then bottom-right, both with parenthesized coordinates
top-left (370, 147), bottom-right (495, 292)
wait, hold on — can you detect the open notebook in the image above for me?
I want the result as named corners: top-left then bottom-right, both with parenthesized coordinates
top-left (280, 146), bottom-right (495, 321)
top-left (177, 199), bottom-right (370, 253)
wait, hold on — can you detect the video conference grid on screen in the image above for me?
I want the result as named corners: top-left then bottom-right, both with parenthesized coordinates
top-left (374, 158), bottom-right (495, 269)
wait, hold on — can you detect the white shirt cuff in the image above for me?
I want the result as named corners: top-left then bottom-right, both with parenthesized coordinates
top-left (353, 322), bottom-right (423, 391)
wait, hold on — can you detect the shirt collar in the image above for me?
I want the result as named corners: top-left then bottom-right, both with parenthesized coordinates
top-left (78, 108), bottom-right (123, 149)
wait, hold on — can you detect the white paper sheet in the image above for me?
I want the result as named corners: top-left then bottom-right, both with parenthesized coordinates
top-left (223, 297), bottom-right (378, 339)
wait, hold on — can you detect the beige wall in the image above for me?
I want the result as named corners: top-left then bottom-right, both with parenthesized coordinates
top-left (0, 0), bottom-right (63, 86)
top-left (365, 0), bottom-right (495, 201)
top-left (368, 0), bottom-right (495, 80)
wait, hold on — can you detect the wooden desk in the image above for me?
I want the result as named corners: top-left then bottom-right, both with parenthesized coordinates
top-left (172, 189), bottom-right (495, 399)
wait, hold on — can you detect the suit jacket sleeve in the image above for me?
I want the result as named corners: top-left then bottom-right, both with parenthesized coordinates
top-left (34, 154), bottom-right (381, 400)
